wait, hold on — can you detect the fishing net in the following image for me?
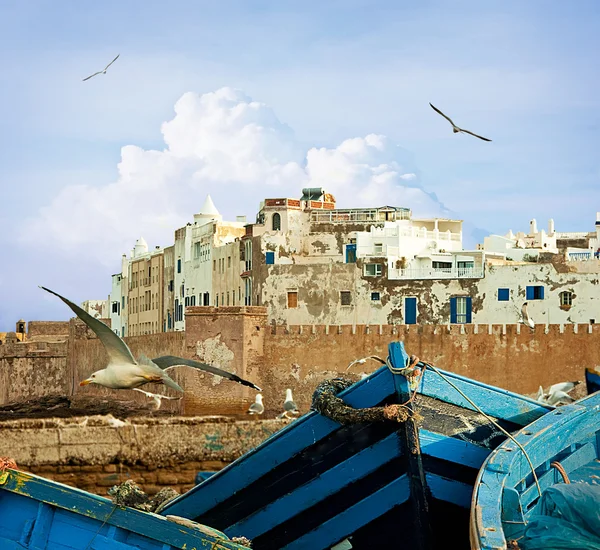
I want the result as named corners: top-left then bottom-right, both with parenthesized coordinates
top-left (310, 377), bottom-right (413, 425)
top-left (108, 479), bottom-right (179, 513)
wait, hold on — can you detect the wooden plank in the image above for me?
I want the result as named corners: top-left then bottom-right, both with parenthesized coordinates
top-left (419, 429), bottom-right (490, 469)
top-left (390, 342), bottom-right (433, 550)
top-left (1, 470), bottom-right (246, 550)
top-left (164, 367), bottom-right (396, 518)
top-left (29, 502), bottom-right (55, 550)
top-left (419, 367), bottom-right (551, 427)
top-left (279, 474), bottom-right (410, 550)
top-left (226, 431), bottom-right (403, 539)
top-left (424, 473), bottom-right (473, 509)
top-left (0, 535), bottom-right (26, 550)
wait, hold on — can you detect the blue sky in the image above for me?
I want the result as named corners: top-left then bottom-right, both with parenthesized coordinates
top-left (1, 0), bottom-right (599, 328)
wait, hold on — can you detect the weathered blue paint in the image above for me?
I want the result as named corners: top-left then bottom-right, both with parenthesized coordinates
top-left (0, 469), bottom-right (250, 550)
top-left (585, 367), bottom-right (600, 395)
top-left (227, 431), bottom-right (402, 539)
top-left (419, 366), bottom-right (551, 427)
top-left (425, 473), bottom-right (473, 508)
top-left (419, 429), bottom-right (490, 469)
top-left (279, 475), bottom-right (411, 550)
top-left (470, 391), bottom-right (600, 550)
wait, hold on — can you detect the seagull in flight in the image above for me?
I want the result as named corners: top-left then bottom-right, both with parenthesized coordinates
top-left (82, 54), bottom-right (120, 82)
top-left (429, 103), bottom-right (492, 142)
top-left (516, 302), bottom-right (535, 330)
top-left (39, 286), bottom-right (261, 408)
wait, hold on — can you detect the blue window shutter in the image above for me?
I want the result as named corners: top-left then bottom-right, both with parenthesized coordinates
top-left (526, 286), bottom-right (534, 300)
top-left (498, 288), bottom-right (509, 301)
top-left (466, 297), bottom-right (472, 323)
top-left (539, 286), bottom-right (545, 299)
top-left (450, 297), bottom-right (457, 324)
top-left (266, 251), bottom-right (275, 265)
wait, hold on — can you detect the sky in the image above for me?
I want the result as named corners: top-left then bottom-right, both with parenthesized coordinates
top-left (1, 0), bottom-right (599, 328)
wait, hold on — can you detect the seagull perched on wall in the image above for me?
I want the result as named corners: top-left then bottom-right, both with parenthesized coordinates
top-left (516, 302), bottom-right (535, 330)
top-left (277, 388), bottom-right (299, 419)
top-left (82, 54), bottom-right (120, 81)
top-left (247, 394), bottom-right (264, 415)
top-left (429, 103), bottom-right (492, 142)
top-left (39, 287), bottom-right (261, 409)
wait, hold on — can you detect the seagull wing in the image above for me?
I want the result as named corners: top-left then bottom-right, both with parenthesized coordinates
top-left (429, 103), bottom-right (456, 127)
top-left (39, 286), bottom-right (136, 365)
top-left (103, 54), bottom-right (120, 71)
top-left (248, 403), bottom-right (264, 414)
top-left (285, 400), bottom-right (299, 413)
top-left (137, 354), bottom-right (183, 392)
top-left (82, 71), bottom-right (102, 81)
top-left (521, 303), bottom-right (529, 319)
top-left (459, 128), bottom-right (492, 142)
top-left (151, 355), bottom-right (262, 391)
top-left (549, 381), bottom-right (577, 395)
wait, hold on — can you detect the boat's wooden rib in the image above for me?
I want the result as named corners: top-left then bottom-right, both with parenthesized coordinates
top-left (470, 391), bottom-right (600, 549)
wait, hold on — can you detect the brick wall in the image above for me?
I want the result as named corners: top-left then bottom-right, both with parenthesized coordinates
top-left (27, 321), bottom-right (70, 340)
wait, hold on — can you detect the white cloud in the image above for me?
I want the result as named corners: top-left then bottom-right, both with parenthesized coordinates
top-left (22, 87), bottom-right (448, 263)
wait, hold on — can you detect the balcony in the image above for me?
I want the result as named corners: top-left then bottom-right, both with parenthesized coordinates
top-left (388, 266), bottom-right (484, 280)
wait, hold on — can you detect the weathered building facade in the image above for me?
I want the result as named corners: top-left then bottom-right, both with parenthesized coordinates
top-left (107, 189), bottom-right (600, 333)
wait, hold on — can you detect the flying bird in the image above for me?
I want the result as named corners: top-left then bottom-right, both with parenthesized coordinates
top-left (429, 103), bottom-right (492, 142)
top-left (247, 394), bottom-right (264, 415)
top-left (277, 388), bottom-right (299, 419)
top-left (39, 286), bottom-right (261, 407)
top-left (82, 54), bottom-right (120, 82)
top-left (516, 302), bottom-right (535, 330)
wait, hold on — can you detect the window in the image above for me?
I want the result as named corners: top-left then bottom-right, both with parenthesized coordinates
top-left (175, 299), bottom-right (179, 321)
top-left (228, 256), bottom-right (231, 268)
top-left (177, 259), bottom-right (181, 273)
top-left (112, 302), bottom-right (119, 313)
top-left (191, 295), bottom-right (196, 306)
top-left (340, 291), bottom-right (352, 306)
top-left (287, 291), bottom-right (298, 308)
top-left (185, 297), bottom-right (190, 307)
top-left (272, 213), bottom-right (281, 231)
top-left (559, 291), bottom-right (573, 307)
top-left (346, 244), bottom-right (357, 263)
top-left (374, 243), bottom-right (383, 255)
top-left (194, 242), bottom-right (201, 259)
top-left (498, 288), bottom-right (510, 301)
top-left (432, 261), bottom-right (452, 269)
top-left (450, 296), bottom-right (472, 324)
top-left (364, 263), bottom-right (382, 277)
top-left (266, 251), bottom-right (275, 265)
top-left (213, 259), bottom-right (216, 271)
top-left (121, 296), bottom-right (125, 309)
top-left (371, 292), bottom-right (381, 301)
top-left (227, 292), bottom-right (230, 306)
top-left (526, 286), bottom-right (544, 300)
top-left (216, 295), bottom-right (219, 307)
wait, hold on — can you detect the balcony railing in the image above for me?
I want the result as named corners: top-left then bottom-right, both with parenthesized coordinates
top-left (568, 252), bottom-right (594, 261)
top-left (388, 267), bottom-right (484, 280)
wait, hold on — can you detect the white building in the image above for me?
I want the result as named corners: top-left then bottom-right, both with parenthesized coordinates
top-left (81, 299), bottom-right (109, 319)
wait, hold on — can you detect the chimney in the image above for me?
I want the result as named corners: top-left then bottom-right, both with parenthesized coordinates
top-left (530, 219), bottom-right (537, 235)
top-left (548, 219), bottom-right (555, 235)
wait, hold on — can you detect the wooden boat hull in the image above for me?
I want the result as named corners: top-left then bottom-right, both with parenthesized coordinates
top-left (0, 468), bottom-right (249, 549)
top-left (470, 391), bottom-right (600, 549)
top-left (162, 342), bottom-right (551, 550)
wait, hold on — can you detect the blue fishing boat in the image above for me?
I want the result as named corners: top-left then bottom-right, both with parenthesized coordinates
top-left (0, 467), bottom-right (250, 549)
top-left (161, 342), bottom-right (551, 550)
top-left (470, 391), bottom-right (600, 549)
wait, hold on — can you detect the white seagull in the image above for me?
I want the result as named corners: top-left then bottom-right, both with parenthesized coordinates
top-left (82, 54), bottom-right (120, 82)
top-left (516, 302), bottom-right (535, 330)
top-left (536, 381), bottom-right (580, 406)
top-left (277, 388), bottom-right (299, 419)
top-left (40, 286), bottom-right (261, 408)
top-left (429, 103), bottom-right (492, 142)
top-left (247, 394), bottom-right (264, 415)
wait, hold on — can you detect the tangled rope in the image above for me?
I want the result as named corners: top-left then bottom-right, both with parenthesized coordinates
top-left (311, 377), bottom-right (421, 425)
top-left (0, 457), bottom-right (17, 471)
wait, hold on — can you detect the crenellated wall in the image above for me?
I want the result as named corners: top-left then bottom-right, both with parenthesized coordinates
top-left (2, 308), bottom-right (600, 418)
